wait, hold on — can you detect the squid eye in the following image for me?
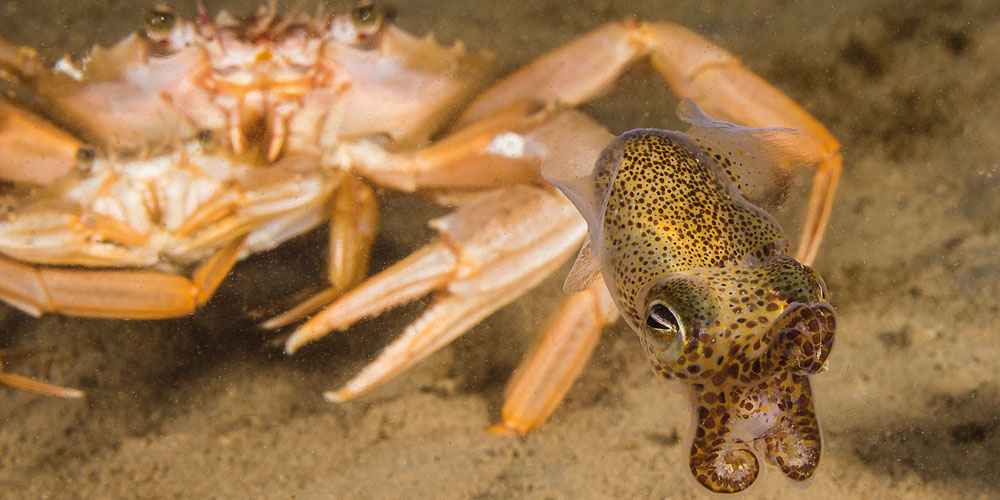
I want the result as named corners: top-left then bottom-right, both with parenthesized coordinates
top-left (144, 8), bottom-right (177, 37)
top-left (645, 301), bottom-right (684, 354)
top-left (646, 302), bottom-right (679, 333)
top-left (350, 2), bottom-right (383, 32)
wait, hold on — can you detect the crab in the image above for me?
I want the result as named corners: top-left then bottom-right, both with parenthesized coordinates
top-left (0, 2), bottom-right (841, 490)
top-left (0, 1), bottom-right (495, 394)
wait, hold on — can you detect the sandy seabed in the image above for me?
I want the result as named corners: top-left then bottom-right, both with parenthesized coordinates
top-left (2, 0), bottom-right (999, 498)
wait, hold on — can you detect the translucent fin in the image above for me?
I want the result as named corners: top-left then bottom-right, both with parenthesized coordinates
top-left (562, 238), bottom-right (601, 294)
top-left (540, 128), bottom-right (617, 231)
top-left (677, 99), bottom-right (823, 209)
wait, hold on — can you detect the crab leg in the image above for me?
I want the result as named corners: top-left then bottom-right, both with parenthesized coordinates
top-left (277, 110), bottom-right (621, 429)
top-left (0, 97), bottom-right (81, 185)
top-left (490, 277), bottom-right (618, 435)
top-left (0, 35), bottom-right (43, 82)
top-left (262, 176), bottom-right (379, 329)
top-left (282, 186), bottom-right (588, 401)
top-left (265, 104), bottom-right (569, 329)
top-left (266, 106), bottom-right (603, 330)
top-left (458, 20), bottom-right (841, 265)
top-left (0, 235), bottom-right (245, 318)
top-left (0, 349), bottom-right (84, 398)
top-left (351, 101), bottom-right (555, 193)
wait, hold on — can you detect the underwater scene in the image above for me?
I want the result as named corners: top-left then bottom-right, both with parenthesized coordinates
top-left (1, 0), bottom-right (998, 498)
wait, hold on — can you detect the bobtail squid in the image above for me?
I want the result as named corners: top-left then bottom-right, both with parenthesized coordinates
top-left (542, 99), bottom-right (836, 493)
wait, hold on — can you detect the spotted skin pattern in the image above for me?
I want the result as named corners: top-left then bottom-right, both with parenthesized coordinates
top-left (594, 130), bottom-right (836, 493)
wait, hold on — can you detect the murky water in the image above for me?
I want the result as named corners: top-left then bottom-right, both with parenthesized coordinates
top-left (2, 0), bottom-right (999, 498)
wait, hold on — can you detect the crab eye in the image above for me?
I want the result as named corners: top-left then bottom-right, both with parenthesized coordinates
top-left (144, 8), bottom-right (177, 37)
top-left (196, 129), bottom-right (214, 145)
top-left (194, 129), bottom-right (217, 152)
top-left (350, 2), bottom-right (383, 33)
top-left (75, 147), bottom-right (96, 174)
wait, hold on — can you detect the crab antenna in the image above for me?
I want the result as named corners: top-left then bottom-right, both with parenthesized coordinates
top-left (248, 1), bottom-right (278, 39)
top-left (289, 0), bottom-right (307, 19)
top-left (266, 94), bottom-right (290, 162)
top-left (193, 0), bottom-right (223, 46)
top-left (196, 0), bottom-right (210, 26)
top-left (228, 104), bottom-right (244, 156)
top-left (272, 0), bottom-right (307, 35)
